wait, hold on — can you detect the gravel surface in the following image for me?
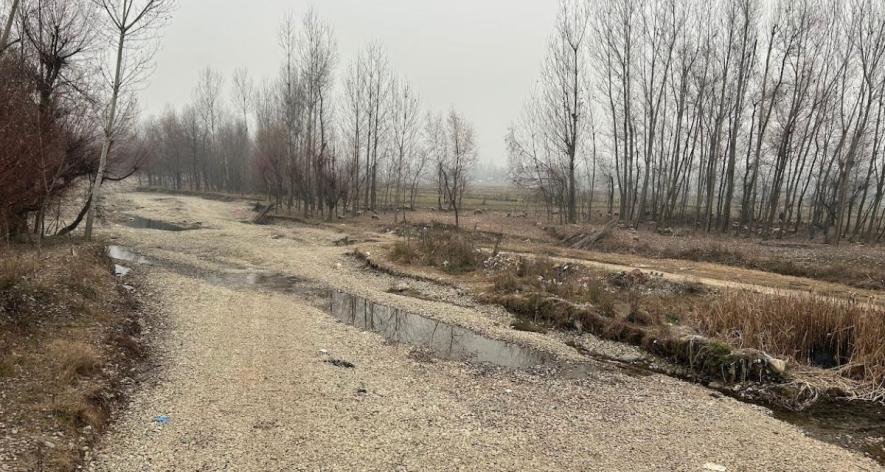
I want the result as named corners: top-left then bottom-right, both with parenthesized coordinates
top-left (87, 190), bottom-right (883, 471)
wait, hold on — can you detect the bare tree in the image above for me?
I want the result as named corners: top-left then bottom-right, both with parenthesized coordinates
top-left (390, 78), bottom-right (420, 221)
top-left (543, 0), bottom-right (591, 224)
top-left (84, 0), bottom-right (173, 240)
top-left (437, 108), bottom-right (477, 227)
top-left (0, 0), bottom-right (19, 57)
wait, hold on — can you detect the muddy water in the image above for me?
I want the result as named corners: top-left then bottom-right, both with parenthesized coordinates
top-left (327, 291), bottom-right (551, 370)
top-left (120, 215), bottom-right (198, 231)
top-left (774, 401), bottom-right (885, 464)
top-left (205, 272), bottom-right (304, 294)
top-left (102, 243), bottom-right (885, 464)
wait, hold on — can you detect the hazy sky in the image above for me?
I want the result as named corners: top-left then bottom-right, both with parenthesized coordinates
top-left (140, 0), bottom-right (557, 165)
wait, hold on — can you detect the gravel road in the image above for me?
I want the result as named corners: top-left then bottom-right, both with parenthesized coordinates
top-left (87, 190), bottom-right (883, 471)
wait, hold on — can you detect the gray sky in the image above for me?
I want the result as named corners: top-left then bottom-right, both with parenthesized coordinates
top-left (140, 0), bottom-right (556, 165)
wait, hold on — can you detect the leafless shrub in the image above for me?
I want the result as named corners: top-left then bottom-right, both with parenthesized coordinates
top-left (390, 226), bottom-right (480, 273)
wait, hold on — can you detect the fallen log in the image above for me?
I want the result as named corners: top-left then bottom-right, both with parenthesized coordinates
top-left (253, 203), bottom-right (276, 225)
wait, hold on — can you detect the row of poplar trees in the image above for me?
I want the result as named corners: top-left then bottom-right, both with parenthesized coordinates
top-left (509, 0), bottom-right (885, 244)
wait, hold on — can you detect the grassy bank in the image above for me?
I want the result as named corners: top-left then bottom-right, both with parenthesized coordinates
top-left (0, 242), bottom-right (148, 470)
top-left (384, 225), bottom-right (885, 405)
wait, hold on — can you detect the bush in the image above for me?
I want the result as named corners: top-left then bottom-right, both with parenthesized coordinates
top-left (391, 226), bottom-right (480, 274)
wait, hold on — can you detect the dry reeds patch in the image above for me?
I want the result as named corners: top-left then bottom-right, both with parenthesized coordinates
top-left (693, 292), bottom-right (885, 385)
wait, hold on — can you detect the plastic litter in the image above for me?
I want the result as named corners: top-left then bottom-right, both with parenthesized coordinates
top-left (153, 415), bottom-right (170, 425)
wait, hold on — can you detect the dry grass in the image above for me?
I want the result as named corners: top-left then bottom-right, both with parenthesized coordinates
top-left (48, 340), bottom-right (103, 384)
top-left (390, 225), bottom-right (481, 274)
top-left (0, 242), bottom-right (144, 471)
top-left (587, 231), bottom-right (885, 292)
top-left (491, 256), bottom-right (614, 310)
top-left (476, 250), bottom-right (885, 395)
top-left (694, 292), bottom-right (885, 386)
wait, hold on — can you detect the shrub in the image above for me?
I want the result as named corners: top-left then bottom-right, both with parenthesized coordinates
top-left (391, 226), bottom-right (481, 273)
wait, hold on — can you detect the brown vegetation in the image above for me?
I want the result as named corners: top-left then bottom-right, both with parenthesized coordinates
top-left (381, 230), bottom-right (885, 404)
top-left (390, 225), bottom-right (481, 274)
top-left (696, 293), bottom-right (885, 389)
top-left (0, 243), bottom-right (147, 470)
top-left (552, 223), bottom-right (885, 291)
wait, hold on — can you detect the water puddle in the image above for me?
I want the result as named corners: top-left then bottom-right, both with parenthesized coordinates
top-left (205, 272), bottom-right (304, 293)
top-left (774, 401), bottom-right (885, 464)
top-left (108, 245), bottom-right (150, 264)
top-left (326, 290), bottom-right (551, 370)
top-left (120, 215), bottom-right (198, 231)
top-left (107, 245), bottom-right (150, 278)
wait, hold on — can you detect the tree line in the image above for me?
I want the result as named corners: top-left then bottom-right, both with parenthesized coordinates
top-left (509, 0), bottom-right (885, 244)
top-left (139, 9), bottom-right (478, 225)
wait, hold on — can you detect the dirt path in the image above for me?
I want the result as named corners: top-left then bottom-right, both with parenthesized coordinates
top-left (87, 190), bottom-right (882, 471)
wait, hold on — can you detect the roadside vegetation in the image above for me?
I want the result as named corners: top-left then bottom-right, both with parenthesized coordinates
top-left (0, 243), bottom-right (146, 470)
top-left (382, 225), bottom-right (885, 406)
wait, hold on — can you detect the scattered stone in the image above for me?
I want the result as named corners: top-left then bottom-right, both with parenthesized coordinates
top-left (703, 463), bottom-right (727, 472)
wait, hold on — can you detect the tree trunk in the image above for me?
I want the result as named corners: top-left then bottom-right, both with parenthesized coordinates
top-left (85, 28), bottom-right (126, 240)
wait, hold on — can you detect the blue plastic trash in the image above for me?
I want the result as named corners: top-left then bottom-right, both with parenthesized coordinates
top-left (153, 415), bottom-right (170, 424)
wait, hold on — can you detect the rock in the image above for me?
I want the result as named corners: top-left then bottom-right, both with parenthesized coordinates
top-left (43, 440), bottom-right (55, 449)
top-left (766, 356), bottom-right (787, 375)
top-left (391, 282), bottom-right (409, 293)
top-left (703, 463), bottom-right (727, 472)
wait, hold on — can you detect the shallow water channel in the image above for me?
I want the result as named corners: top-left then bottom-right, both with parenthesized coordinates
top-left (106, 244), bottom-right (885, 464)
top-left (327, 290), bottom-right (551, 369)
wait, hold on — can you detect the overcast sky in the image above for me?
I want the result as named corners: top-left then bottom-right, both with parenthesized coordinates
top-left (139, 1), bottom-right (558, 165)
